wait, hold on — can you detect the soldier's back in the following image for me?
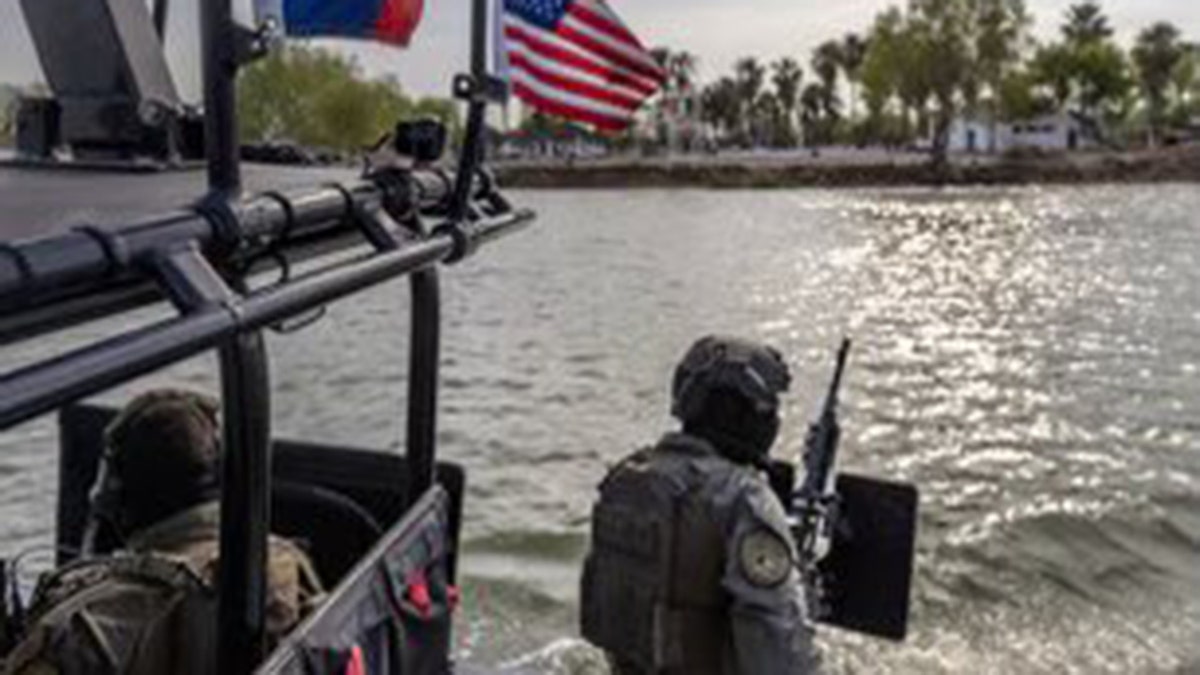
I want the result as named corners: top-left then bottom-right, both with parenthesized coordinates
top-left (3, 553), bottom-right (217, 675)
top-left (583, 432), bottom-right (812, 675)
top-left (582, 433), bottom-right (771, 674)
top-left (3, 501), bottom-right (323, 675)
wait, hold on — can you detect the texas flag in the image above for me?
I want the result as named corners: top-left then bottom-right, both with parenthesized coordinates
top-left (256, 0), bottom-right (425, 47)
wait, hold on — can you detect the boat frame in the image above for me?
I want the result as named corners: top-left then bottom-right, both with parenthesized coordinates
top-left (0, 0), bottom-right (525, 672)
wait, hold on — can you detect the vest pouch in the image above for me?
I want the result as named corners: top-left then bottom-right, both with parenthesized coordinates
top-left (581, 473), bottom-right (678, 672)
top-left (382, 545), bottom-right (453, 675)
top-left (580, 545), bottom-right (660, 670)
top-left (651, 604), bottom-right (725, 675)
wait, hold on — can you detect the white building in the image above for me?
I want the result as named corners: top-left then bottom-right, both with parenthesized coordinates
top-left (494, 126), bottom-right (610, 161)
top-left (945, 112), bottom-right (1100, 153)
top-left (649, 84), bottom-right (703, 153)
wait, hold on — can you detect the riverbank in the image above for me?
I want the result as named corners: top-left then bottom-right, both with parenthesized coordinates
top-left (494, 146), bottom-right (1200, 189)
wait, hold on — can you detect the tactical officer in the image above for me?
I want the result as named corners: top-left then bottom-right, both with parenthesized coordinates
top-left (581, 336), bottom-right (816, 674)
top-left (4, 389), bottom-right (323, 675)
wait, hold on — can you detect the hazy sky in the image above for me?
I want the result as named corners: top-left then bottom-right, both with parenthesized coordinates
top-left (2, 0), bottom-right (1199, 102)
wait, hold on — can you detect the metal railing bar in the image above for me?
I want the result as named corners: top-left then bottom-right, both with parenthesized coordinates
top-left (0, 209), bottom-right (532, 432)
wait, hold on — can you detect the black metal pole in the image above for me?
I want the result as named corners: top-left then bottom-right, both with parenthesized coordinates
top-left (406, 268), bottom-right (440, 506)
top-left (217, 332), bottom-right (272, 675)
top-left (469, 0), bottom-right (487, 77)
top-left (151, 247), bottom-right (273, 675)
top-left (200, 0), bottom-right (241, 194)
top-left (153, 0), bottom-right (170, 39)
top-left (0, 234), bottom-right (449, 430)
top-left (0, 210), bottom-right (532, 431)
top-left (449, 0), bottom-right (490, 222)
top-left (199, 0), bottom-right (263, 652)
top-left (0, 171), bottom-right (463, 307)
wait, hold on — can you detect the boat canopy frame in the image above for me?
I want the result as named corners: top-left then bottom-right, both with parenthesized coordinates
top-left (0, 0), bottom-right (525, 672)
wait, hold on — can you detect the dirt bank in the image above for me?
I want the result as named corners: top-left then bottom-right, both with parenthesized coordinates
top-left (494, 147), bottom-right (1200, 189)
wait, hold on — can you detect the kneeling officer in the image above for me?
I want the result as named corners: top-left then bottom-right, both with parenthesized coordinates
top-left (581, 336), bottom-right (816, 674)
top-left (5, 389), bottom-right (323, 675)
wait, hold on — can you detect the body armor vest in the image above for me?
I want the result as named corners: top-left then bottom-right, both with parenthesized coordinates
top-left (581, 435), bottom-right (731, 674)
top-left (3, 553), bottom-right (217, 675)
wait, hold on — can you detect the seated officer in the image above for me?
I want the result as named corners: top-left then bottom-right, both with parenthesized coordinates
top-left (4, 389), bottom-right (323, 675)
top-left (581, 336), bottom-right (817, 674)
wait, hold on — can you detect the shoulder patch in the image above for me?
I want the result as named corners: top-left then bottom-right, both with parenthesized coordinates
top-left (738, 528), bottom-right (792, 588)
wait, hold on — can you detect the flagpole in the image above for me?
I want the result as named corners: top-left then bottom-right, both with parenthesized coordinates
top-left (491, 0), bottom-right (511, 134)
top-left (448, 0), bottom-right (490, 222)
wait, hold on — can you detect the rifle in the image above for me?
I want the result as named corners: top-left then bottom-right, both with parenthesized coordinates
top-left (790, 338), bottom-right (850, 617)
top-left (801, 338), bottom-right (852, 500)
top-left (784, 338), bottom-right (919, 642)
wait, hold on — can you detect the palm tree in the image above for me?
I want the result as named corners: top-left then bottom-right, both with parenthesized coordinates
top-left (734, 57), bottom-right (766, 146)
top-left (1133, 22), bottom-right (1185, 147)
top-left (1170, 43), bottom-right (1198, 119)
top-left (1073, 41), bottom-right (1133, 123)
top-left (812, 40), bottom-right (844, 138)
top-left (771, 58), bottom-right (804, 147)
top-left (909, 0), bottom-right (972, 169)
top-left (800, 83), bottom-right (825, 147)
top-left (974, 0), bottom-right (1031, 151)
top-left (860, 7), bottom-right (906, 145)
top-left (700, 77), bottom-right (741, 144)
top-left (1031, 44), bottom-right (1075, 110)
top-left (839, 33), bottom-right (870, 124)
top-left (754, 92), bottom-right (784, 147)
top-left (1062, 2), bottom-right (1113, 47)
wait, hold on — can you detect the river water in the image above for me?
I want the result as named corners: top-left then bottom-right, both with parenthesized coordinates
top-left (2, 185), bottom-right (1199, 673)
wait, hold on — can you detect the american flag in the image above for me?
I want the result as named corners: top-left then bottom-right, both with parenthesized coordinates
top-left (499, 0), bottom-right (666, 131)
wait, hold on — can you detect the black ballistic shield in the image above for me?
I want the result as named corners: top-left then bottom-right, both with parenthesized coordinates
top-left (816, 473), bottom-right (918, 641)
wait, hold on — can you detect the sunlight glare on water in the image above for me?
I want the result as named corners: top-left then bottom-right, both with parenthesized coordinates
top-left (2, 185), bottom-right (1199, 673)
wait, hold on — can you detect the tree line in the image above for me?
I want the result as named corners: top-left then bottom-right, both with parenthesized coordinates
top-left (239, 45), bottom-right (459, 153)
top-left (0, 48), bottom-right (458, 154)
top-left (656, 1), bottom-right (1199, 164)
top-left (0, 85), bottom-right (19, 147)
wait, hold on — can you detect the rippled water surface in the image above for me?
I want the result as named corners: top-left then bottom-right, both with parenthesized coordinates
top-left (3, 185), bottom-right (1199, 673)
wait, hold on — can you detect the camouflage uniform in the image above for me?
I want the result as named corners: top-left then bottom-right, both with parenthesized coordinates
top-left (3, 390), bottom-right (324, 675)
top-left (581, 337), bottom-right (817, 674)
top-left (4, 502), bottom-right (324, 675)
top-left (125, 500), bottom-right (325, 641)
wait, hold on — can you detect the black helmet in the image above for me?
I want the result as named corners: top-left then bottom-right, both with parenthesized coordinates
top-left (93, 389), bottom-right (222, 535)
top-left (671, 336), bottom-right (791, 463)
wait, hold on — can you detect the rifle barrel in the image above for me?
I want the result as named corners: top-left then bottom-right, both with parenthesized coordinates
top-left (799, 338), bottom-right (852, 498)
top-left (824, 338), bottom-right (852, 414)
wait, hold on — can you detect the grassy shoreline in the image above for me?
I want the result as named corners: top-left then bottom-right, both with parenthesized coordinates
top-left (494, 147), bottom-right (1200, 189)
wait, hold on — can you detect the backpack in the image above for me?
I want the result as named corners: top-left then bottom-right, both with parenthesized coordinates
top-left (3, 553), bottom-right (217, 675)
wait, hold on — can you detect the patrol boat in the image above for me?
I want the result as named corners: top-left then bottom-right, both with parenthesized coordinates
top-left (0, 0), bottom-right (919, 671)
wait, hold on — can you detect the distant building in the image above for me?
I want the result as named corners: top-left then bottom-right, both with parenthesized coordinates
top-left (494, 124), bottom-right (611, 160)
top-left (651, 83), bottom-right (703, 153)
top-left (945, 111), bottom-right (1102, 153)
